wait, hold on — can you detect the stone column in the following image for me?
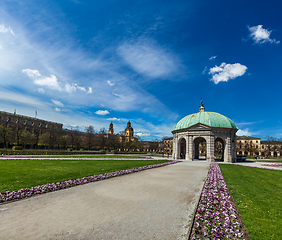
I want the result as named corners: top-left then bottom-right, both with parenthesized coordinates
top-left (185, 135), bottom-right (190, 161)
top-left (173, 136), bottom-right (177, 159)
top-left (206, 135), bottom-right (215, 162)
top-left (188, 135), bottom-right (193, 160)
top-left (224, 136), bottom-right (232, 163)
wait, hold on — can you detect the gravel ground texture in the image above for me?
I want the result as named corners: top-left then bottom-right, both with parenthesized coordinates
top-left (0, 161), bottom-right (209, 240)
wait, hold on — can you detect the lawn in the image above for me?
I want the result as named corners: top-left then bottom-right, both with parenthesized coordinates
top-left (0, 160), bottom-right (170, 192)
top-left (16, 155), bottom-right (147, 158)
top-left (220, 164), bottom-right (282, 240)
top-left (256, 160), bottom-right (282, 163)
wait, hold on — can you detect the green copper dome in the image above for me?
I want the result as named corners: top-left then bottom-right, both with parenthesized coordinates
top-left (172, 111), bottom-right (238, 132)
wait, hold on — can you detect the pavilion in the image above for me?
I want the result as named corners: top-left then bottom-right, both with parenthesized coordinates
top-left (172, 100), bottom-right (238, 162)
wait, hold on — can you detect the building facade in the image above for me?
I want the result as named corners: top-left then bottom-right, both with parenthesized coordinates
top-left (0, 110), bottom-right (63, 135)
top-left (236, 136), bottom-right (282, 157)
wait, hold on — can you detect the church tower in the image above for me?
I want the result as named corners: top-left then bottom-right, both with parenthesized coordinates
top-left (124, 120), bottom-right (134, 137)
top-left (108, 122), bottom-right (114, 134)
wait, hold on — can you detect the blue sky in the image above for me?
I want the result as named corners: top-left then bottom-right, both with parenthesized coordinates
top-left (0, 0), bottom-right (281, 140)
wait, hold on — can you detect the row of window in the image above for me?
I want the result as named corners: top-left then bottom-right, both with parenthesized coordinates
top-left (238, 140), bottom-right (259, 143)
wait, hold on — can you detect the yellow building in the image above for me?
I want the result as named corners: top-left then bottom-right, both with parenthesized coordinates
top-left (236, 136), bottom-right (282, 157)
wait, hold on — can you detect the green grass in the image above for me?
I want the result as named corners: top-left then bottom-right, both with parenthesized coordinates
top-left (0, 160), bottom-right (170, 192)
top-left (220, 164), bottom-right (282, 240)
top-left (256, 160), bottom-right (282, 163)
top-left (19, 155), bottom-right (146, 158)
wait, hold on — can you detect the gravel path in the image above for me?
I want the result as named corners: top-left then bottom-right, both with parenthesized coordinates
top-left (0, 161), bottom-right (209, 240)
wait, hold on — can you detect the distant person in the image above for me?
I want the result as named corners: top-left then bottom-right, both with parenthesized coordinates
top-left (162, 152), bottom-right (164, 158)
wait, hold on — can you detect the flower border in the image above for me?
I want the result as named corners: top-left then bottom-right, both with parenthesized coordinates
top-left (0, 160), bottom-right (181, 204)
top-left (190, 163), bottom-right (245, 240)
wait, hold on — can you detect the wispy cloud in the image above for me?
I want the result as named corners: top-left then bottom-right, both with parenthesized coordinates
top-left (248, 25), bottom-right (280, 44)
top-left (136, 132), bottom-right (151, 137)
top-left (209, 56), bottom-right (217, 60)
top-left (107, 80), bottom-right (115, 86)
top-left (237, 128), bottom-right (252, 136)
top-left (117, 38), bottom-right (181, 79)
top-left (209, 62), bottom-right (247, 84)
top-left (95, 110), bottom-right (110, 115)
top-left (236, 121), bottom-right (263, 127)
top-left (0, 89), bottom-right (45, 108)
top-left (51, 99), bottom-right (64, 107)
top-left (0, 3), bottom-right (178, 132)
top-left (0, 23), bottom-right (15, 36)
top-left (106, 117), bottom-right (120, 121)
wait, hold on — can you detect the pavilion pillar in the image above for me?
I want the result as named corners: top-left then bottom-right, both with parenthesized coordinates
top-left (187, 135), bottom-right (193, 160)
top-left (206, 135), bottom-right (215, 162)
top-left (224, 136), bottom-right (232, 163)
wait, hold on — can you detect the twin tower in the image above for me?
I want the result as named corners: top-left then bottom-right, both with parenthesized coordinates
top-left (108, 120), bottom-right (134, 137)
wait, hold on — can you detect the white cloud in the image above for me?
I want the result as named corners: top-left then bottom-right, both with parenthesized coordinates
top-left (22, 69), bottom-right (62, 90)
top-left (237, 128), bottom-right (252, 136)
top-left (107, 80), bottom-right (115, 86)
top-left (136, 132), bottom-right (151, 137)
top-left (248, 25), bottom-right (280, 44)
top-left (23, 69), bottom-right (90, 93)
top-left (106, 117), bottom-right (120, 121)
top-left (55, 108), bottom-right (61, 112)
top-left (209, 62), bottom-right (247, 84)
top-left (209, 56), bottom-right (217, 60)
top-left (95, 110), bottom-right (110, 115)
top-left (34, 74), bottom-right (61, 90)
top-left (88, 87), bottom-right (92, 94)
top-left (51, 99), bottom-right (64, 107)
top-left (65, 83), bottom-right (87, 93)
top-left (0, 23), bottom-right (15, 36)
top-left (117, 38), bottom-right (180, 79)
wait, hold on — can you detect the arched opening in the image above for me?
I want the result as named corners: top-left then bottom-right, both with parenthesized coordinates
top-left (179, 138), bottom-right (186, 159)
top-left (214, 137), bottom-right (225, 161)
top-left (239, 151), bottom-right (242, 155)
top-left (193, 137), bottom-right (206, 160)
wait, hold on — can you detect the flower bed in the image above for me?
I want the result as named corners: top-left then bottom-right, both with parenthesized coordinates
top-left (191, 163), bottom-right (245, 240)
top-left (0, 160), bottom-right (181, 204)
top-left (261, 163), bottom-right (282, 167)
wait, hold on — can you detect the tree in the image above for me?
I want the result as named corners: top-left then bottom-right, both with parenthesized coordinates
top-left (39, 132), bottom-right (52, 149)
top-left (85, 126), bottom-right (95, 150)
top-left (59, 134), bottom-right (69, 150)
top-left (19, 129), bottom-right (35, 148)
top-left (0, 123), bottom-right (11, 148)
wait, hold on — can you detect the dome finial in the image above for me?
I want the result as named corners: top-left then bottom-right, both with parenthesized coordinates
top-left (199, 98), bottom-right (205, 112)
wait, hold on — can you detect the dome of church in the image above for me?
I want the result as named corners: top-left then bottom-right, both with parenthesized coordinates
top-left (172, 111), bottom-right (238, 132)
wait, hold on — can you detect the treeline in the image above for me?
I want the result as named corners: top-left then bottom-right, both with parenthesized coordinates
top-left (0, 124), bottom-right (143, 151)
